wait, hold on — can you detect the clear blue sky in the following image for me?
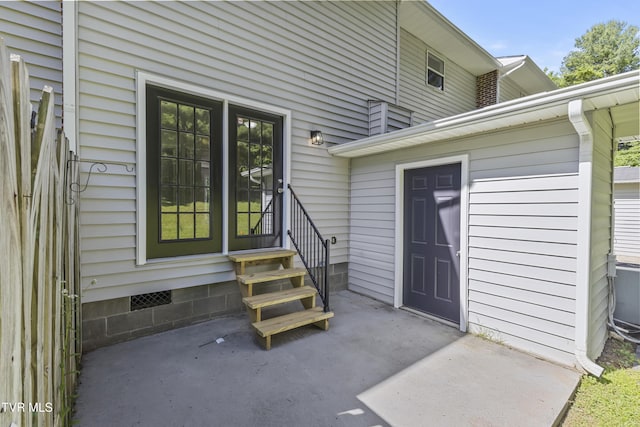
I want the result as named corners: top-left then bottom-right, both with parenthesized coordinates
top-left (427, 0), bottom-right (640, 72)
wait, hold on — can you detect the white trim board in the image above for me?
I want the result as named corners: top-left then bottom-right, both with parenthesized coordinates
top-left (62, 0), bottom-right (78, 153)
top-left (394, 154), bottom-right (470, 332)
top-left (135, 71), bottom-right (292, 265)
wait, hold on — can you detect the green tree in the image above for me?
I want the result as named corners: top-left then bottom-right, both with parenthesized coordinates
top-left (550, 20), bottom-right (639, 87)
top-left (615, 141), bottom-right (640, 167)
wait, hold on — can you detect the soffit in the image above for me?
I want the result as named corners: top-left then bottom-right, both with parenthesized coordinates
top-left (610, 102), bottom-right (640, 142)
top-left (500, 56), bottom-right (558, 94)
top-left (399, 1), bottom-right (499, 75)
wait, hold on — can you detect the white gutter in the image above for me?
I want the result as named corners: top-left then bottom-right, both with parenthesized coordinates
top-left (568, 99), bottom-right (604, 377)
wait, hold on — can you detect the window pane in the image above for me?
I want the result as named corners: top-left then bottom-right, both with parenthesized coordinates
top-left (195, 135), bottom-right (210, 160)
top-left (428, 70), bottom-right (444, 90)
top-left (195, 108), bottom-right (210, 134)
top-left (428, 53), bottom-right (444, 74)
top-left (236, 212), bottom-right (249, 236)
top-left (237, 141), bottom-right (249, 181)
top-left (250, 190), bottom-right (263, 212)
top-left (161, 130), bottom-right (177, 157)
top-left (179, 104), bottom-right (194, 132)
top-left (195, 161), bottom-right (210, 186)
top-left (179, 132), bottom-right (194, 159)
top-left (249, 120), bottom-right (261, 143)
top-left (179, 187), bottom-right (194, 212)
top-left (161, 187), bottom-right (177, 213)
top-left (161, 158), bottom-right (177, 184)
top-left (195, 187), bottom-right (210, 212)
top-left (161, 101), bottom-right (177, 129)
top-left (262, 144), bottom-right (273, 190)
top-left (195, 214), bottom-right (210, 238)
top-left (262, 122), bottom-right (273, 146)
top-left (179, 214), bottom-right (194, 239)
top-left (249, 143), bottom-right (262, 170)
top-left (237, 117), bottom-right (249, 142)
top-left (179, 160), bottom-right (194, 186)
top-left (249, 213), bottom-right (261, 233)
top-left (161, 214), bottom-right (178, 240)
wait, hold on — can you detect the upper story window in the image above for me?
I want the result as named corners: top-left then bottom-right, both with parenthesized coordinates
top-left (427, 52), bottom-right (445, 91)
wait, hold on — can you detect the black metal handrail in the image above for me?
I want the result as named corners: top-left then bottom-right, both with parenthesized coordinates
top-left (287, 184), bottom-right (330, 312)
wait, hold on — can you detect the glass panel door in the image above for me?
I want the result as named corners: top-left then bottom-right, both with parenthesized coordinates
top-left (228, 106), bottom-right (282, 251)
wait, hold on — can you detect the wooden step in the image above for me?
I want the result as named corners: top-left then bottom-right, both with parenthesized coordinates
top-left (253, 307), bottom-right (334, 350)
top-left (229, 250), bottom-right (296, 276)
top-left (236, 267), bottom-right (307, 286)
top-left (243, 285), bottom-right (317, 309)
top-left (228, 249), bottom-right (296, 264)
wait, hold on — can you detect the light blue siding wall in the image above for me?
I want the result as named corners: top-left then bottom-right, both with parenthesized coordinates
top-left (349, 119), bottom-right (581, 365)
top-left (76, 1), bottom-right (398, 302)
top-left (0, 1), bottom-right (62, 126)
top-left (588, 110), bottom-right (614, 360)
top-left (398, 29), bottom-right (476, 123)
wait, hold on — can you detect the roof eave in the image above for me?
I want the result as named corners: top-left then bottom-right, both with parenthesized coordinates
top-left (329, 71), bottom-right (640, 158)
top-left (511, 56), bottom-right (558, 93)
top-left (399, 1), bottom-right (500, 75)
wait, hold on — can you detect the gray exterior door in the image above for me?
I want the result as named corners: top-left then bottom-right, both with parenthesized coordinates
top-left (403, 163), bottom-right (461, 323)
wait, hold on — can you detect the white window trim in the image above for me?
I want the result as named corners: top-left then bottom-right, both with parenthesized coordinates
top-left (394, 154), bottom-right (469, 332)
top-left (426, 50), bottom-right (446, 92)
top-left (135, 71), bottom-right (292, 265)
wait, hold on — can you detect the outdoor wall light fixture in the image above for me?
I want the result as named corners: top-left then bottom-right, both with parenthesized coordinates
top-left (310, 130), bottom-right (324, 146)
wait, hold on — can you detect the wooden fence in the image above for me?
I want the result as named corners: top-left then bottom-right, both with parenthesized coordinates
top-left (0, 39), bottom-right (80, 427)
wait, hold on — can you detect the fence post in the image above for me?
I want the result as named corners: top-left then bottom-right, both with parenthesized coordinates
top-left (0, 37), bottom-right (24, 427)
top-left (0, 39), bottom-right (80, 427)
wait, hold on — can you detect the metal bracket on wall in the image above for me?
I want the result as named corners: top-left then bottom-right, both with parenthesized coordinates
top-left (66, 159), bottom-right (135, 205)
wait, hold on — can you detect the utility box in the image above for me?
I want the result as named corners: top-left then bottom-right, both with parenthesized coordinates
top-left (614, 264), bottom-right (640, 325)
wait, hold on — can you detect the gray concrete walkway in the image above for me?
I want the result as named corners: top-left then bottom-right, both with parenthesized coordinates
top-left (74, 291), bottom-right (580, 427)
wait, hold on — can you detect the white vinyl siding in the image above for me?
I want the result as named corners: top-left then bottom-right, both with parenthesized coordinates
top-left (349, 119), bottom-right (580, 365)
top-left (587, 110), bottom-right (614, 360)
top-left (498, 77), bottom-right (525, 103)
top-left (368, 100), bottom-right (413, 136)
top-left (0, 1), bottom-right (62, 127)
top-left (614, 182), bottom-right (640, 259)
top-left (77, 1), bottom-right (397, 302)
top-left (398, 29), bottom-right (476, 123)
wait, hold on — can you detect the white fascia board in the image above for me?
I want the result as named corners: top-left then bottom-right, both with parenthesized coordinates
top-left (500, 56), bottom-right (558, 94)
top-left (329, 70), bottom-right (640, 159)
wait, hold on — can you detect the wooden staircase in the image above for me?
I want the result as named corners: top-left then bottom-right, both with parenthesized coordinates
top-left (229, 249), bottom-right (334, 350)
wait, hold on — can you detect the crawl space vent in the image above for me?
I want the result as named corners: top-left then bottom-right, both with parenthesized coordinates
top-left (130, 290), bottom-right (171, 311)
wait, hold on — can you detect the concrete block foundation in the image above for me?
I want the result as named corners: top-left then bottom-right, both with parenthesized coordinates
top-left (81, 262), bottom-right (348, 352)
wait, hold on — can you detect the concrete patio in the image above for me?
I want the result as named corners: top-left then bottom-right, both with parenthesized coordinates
top-left (74, 291), bottom-right (581, 426)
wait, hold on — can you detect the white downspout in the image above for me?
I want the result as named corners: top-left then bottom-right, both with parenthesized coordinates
top-left (568, 99), bottom-right (604, 377)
